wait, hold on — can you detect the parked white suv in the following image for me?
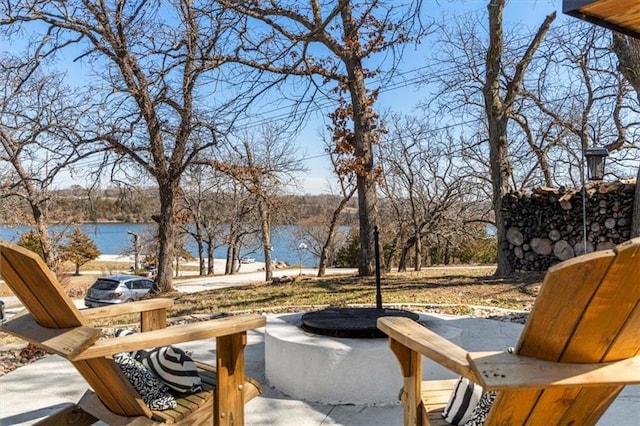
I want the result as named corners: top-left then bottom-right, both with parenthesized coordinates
top-left (84, 275), bottom-right (156, 308)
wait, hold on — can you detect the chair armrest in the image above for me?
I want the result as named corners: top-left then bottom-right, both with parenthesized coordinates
top-left (81, 298), bottom-right (174, 320)
top-left (378, 316), bottom-right (479, 382)
top-left (1, 311), bottom-right (101, 359)
top-left (72, 313), bottom-right (266, 361)
top-left (468, 351), bottom-right (640, 391)
top-left (82, 298), bottom-right (173, 331)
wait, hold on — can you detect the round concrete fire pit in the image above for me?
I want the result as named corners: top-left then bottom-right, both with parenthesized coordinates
top-left (265, 312), bottom-right (462, 405)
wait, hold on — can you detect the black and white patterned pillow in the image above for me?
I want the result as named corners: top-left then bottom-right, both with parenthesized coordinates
top-left (463, 391), bottom-right (496, 426)
top-left (442, 376), bottom-right (484, 425)
top-left (137, 345), bottom-right (202, 394)
top-left (115, 328), bottom-right (142, 358)
top-left (114, 353), bottom-right (177, 411)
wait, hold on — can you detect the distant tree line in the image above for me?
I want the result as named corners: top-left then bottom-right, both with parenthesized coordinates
top-left (0, 186), bottom-right (358, 227)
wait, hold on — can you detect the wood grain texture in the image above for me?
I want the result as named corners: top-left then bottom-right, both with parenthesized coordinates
top-left (0, 241), bottom-right (86, 328)
top-left (379, 238), bottom-right (640, 426)
top-left (81, 299), bottom-right (173, 321)
top-left (74, 314), bottom-right (265, 360)
top-left (468, 351), bottom-right (640, 390)
top-left (1, 312), bottom-right (100, 359)
top-left (378, 317), bottom-right (479, 382)
top-left (581, 0), bottom-right (640, 29)
top-left (0, 240), bottom-right (266, 424)
top-left (216, 333), bottom-right (246, 426)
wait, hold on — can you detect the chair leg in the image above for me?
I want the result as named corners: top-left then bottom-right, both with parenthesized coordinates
top-left (389, 338), bottom-right (424, 426)
top-left (216, 332), bottom-right (247, 426)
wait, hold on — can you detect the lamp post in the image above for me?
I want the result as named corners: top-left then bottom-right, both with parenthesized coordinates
top-left (298, 242), bottom-right (307, 275)
top-left (585, 147), bottom-right (608, 181)
top-left (374, 226), bottom-right (382, 310)
top-left (127, 231), bottom-right (140, 271)
top-left (581, 147), bottom-right (608, 254)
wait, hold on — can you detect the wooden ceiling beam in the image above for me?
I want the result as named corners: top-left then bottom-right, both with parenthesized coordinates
top-left (564, 0), bottom-right (640, 39)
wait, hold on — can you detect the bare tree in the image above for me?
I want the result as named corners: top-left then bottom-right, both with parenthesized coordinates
top-left (0, 1), bottom-right (250, 290)
top-left (424, 2), bottom-right (555, 275)
top-left (301, 137), bottom-right (357, 276)
top-left (483, 0), bottom-right (555, 275)
top-left (219, 185), bottom-right (259, 275)
top-left (379, 114), bottom-right (476, 271)
top-left (518, 24), bottom-right (639, 190)
top-left (612, 33), bottom-right (640, 237)
top-left (211, 125), bottom-right (307, 281)
top-left (180, 165), bottom-right (215, 276)
top-left (0, 58), bottom-right (92, 267)
top-left (217, 0), bottom-right (426, 276)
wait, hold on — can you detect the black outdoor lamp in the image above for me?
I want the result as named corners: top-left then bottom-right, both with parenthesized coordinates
top-left (584, 147), bottom-right (608, 181)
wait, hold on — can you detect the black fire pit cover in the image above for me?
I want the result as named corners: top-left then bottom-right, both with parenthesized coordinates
top-left (301, 307), bottom-right (420, 339)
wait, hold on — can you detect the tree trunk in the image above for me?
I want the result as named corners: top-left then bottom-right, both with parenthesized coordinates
top-left (487, 115), bottom-right (514, 276)
top-left (196, 237), bottom-right (206, 276)
top-left (444, 241), bottom-right (451, 265)
top-left (424, 245), bottom-right (432, 267)
top-left (397, 236), bottom-right (415, 272)
top-left (397, 246), bottom-right (408, 272)
top-left (483, 0), bottom-right (554, 276)
top-left (611, 33), bottom-right (640, 237)
top-left (258, 200), bottom-right (273, 282)
top-left (384, 234), bottom-right (399, 273)
top-left (156, 184), bottom-right (176, 292)
top-left (484, 0), bottom-right (513, 276)
top-left (414, 229), bottom-right (422, 271)
top-left (341, 3), bottom-right (379, 277)
top-left (225, 235), bottom-right (236, 275)
top-left (318, 187), bottom-right (356, 277)
top-left (356, 173), bottom-right (378, 276)
top-left (318, 239), bottom-right (330, 277)
top-left (207, 240), bottom-right (215, 275)
top-left (32, 206), bottom-right (56, 269)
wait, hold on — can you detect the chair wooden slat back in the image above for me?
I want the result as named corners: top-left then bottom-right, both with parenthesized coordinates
top-left (0, 241), bottom-right (151, 417)
top-left (1, 240), bottom-right (266, 423)
top-left (0, 241), bottom-right (87, 328)
top-left (487, 238), bottom-right (640, 425)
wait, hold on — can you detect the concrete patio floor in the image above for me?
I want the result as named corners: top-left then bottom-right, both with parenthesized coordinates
top-left (1, 313), bottom-right (638, 425)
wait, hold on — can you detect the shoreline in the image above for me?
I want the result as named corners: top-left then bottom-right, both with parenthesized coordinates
top-left (97, 254), bottom-right (268, 273)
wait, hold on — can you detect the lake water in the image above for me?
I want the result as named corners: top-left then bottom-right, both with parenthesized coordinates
top-left (0, 223), bottom-right (316, 267)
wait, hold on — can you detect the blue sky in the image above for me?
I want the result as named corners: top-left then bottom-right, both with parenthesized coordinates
top-left (296, 0), bottom-right (566, 194)
top-left (2, 1), bottom-right (573, 194)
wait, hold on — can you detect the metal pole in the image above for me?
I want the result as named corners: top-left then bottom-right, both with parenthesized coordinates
top-left (374, 226), bottom-right (382, 310)
top-left (298, 243), bottom-right (307, 276)
top-left (128, 231), bottom-right (140, 271)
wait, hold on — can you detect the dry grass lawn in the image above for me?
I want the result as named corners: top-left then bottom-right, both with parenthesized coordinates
top-left (1, 263), bottom-right (542, 314)
top-left (0, 262), bottom-right (544, 349)
top-left (167, 267), bottom-right (542, 318)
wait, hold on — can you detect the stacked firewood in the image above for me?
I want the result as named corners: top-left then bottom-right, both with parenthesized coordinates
top-left (502, 180), bottom-right (636, 271)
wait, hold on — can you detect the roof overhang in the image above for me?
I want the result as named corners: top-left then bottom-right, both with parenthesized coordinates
top-left (563, 0), bottom-right (640, 38)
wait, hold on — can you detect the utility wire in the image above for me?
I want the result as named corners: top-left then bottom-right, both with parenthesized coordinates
top-left (65, 16), bottom-right (595, 169)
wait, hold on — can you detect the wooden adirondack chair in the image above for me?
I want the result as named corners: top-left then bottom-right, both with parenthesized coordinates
top-left (0, 241), bottom-right (266, 425)
top-left (378, 237), bottom-right (640, 426)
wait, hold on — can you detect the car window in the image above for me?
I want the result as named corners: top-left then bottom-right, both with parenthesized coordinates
top-left (91, 280), bottom-right (119, 291)
top-left (133, 280), bottom-right (153, 290)
top-left (125, 281), bottom-right (134, 290)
